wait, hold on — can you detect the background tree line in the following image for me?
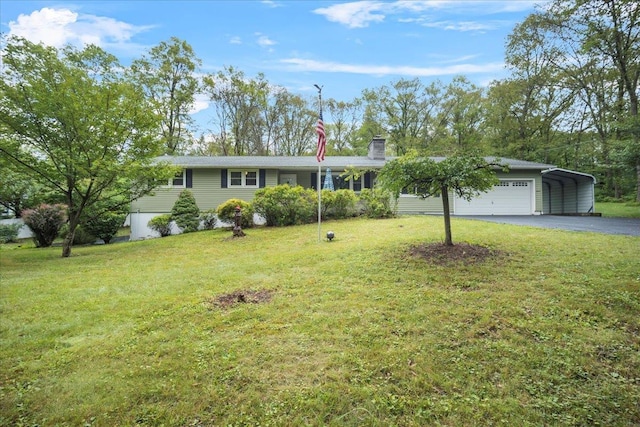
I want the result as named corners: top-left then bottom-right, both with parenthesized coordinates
top-left (1, 0), bottom-right (638, 256)
top-left (129, 0), bottom-right (640, 201)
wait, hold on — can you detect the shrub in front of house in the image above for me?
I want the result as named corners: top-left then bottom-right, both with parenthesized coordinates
top-left (22, 203), bottom-right (67, 247)
top-left (253, 185), bottom-right (316, 226)
top-left (199, 209), bottom-right (218, 230)
top-left (0, 223), bottom-right (22, 243)
top-left (358, 188), bottom-right (396, 219)
top-left (82, 205), bottom-right (128, 244)
top-left (148, 214), bottom-right (173, 237)
top-left (217, 199), bottom-right (254, 228)
top-left (322, 189), bottom-right (358, 220)
top-left (171, 190), bottom-right (200, 233)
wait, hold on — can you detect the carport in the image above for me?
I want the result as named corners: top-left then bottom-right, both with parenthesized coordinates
top-left (542, 168), bottom-right (596, 214)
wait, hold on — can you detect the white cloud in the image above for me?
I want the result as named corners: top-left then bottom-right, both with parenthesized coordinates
top-left (256, 33), bottom-right (277, 47)
top-left (314, 1), bottom-right (387, 29)
top-left (7, 7), bottom-right (151, 49)
top-left (229, 36), bottom-right (242, 45)
top-left (261, 0), bottom-right (283, 8)
top-left (279, 58), bottom-right (505, 77)
top-left (314, 1), bottom-right (541, 29)
top-left (421, 20), bottom-right (504, 32)
top-left (189, 94), bottom-right (210, 115)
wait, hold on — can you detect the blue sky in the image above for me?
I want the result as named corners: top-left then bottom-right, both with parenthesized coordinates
top-left (1, 0), bottom-right (545, 122)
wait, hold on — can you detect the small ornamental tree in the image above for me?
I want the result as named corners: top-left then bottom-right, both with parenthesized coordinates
top-left (378, 152), bottom-right (504, 246)
top-left (22, 203), bottom-right (67, 247)
top-left (171, 190), bottom-right (200, 233)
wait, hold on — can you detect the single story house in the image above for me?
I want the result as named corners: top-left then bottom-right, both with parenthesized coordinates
top-left (129, 138), bottom-right (596, 240)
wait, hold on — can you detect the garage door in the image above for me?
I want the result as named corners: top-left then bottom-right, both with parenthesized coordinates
top-left (454, 180), bottom-right (533, 215)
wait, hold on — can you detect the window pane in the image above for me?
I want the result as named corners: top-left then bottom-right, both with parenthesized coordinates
top-left (353, 178), bottom-right (362, 192)
top-left (230, 171), bottom-right (242, 186)
top-left (172, 171), bottom-right (184, 186)
top-left (245, 171), bottom-right (257, 186)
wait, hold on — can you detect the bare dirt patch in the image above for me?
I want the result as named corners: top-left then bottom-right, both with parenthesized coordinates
top-left (209, 289), bottom-right (274, 309)
top-left (408, 242), bottom-right (503, 265)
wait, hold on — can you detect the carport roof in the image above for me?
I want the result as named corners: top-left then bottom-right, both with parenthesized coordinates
top-left (542, 167), bottom-right (597, 183)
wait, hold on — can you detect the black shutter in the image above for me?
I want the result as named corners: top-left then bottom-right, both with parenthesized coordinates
top-left (186, 169), bottom-right (193, 188)
top-left (221, 169), bottom-right (227, 188)
top-left (364, 172), bottom-right (371, 189)
top-left (311, 172), bottom-right (317, 190)
top-left (259, 169), bottom-right (266, 188)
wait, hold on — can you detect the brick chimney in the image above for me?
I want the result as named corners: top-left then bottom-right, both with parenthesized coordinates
top-left (367, 136), bottom-right (386, 160)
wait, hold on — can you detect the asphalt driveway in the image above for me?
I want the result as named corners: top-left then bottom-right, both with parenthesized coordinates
top-left (459, 215), bottom-right (640, 236)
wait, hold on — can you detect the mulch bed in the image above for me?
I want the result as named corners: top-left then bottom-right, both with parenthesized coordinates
top-left (407, 242), bottom-right (503, 265)
top-left (209, 289), bottom-right (274, 309)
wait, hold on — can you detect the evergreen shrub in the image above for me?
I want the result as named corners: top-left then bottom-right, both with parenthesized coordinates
top-left (171, 190), bottom-right (200, 233)
top-left (148, 214), bottom-right (173, 237)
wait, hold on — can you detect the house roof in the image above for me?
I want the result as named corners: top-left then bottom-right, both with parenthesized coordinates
top-left (155, 155), bottom-right (555, 171)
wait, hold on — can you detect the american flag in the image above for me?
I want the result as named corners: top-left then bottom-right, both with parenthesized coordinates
top-left (316, 111), bottom-right (326, 162)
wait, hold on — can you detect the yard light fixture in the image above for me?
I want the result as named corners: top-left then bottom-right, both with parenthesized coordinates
top-left (326, 231), bottom-right (335, 241)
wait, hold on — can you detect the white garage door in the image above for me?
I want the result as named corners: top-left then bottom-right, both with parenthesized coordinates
top-left (454, 180), bottom-right (533, 215)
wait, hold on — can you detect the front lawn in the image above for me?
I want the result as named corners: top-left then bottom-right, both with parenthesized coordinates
top-left (1, 216), bottom-right (639, 426)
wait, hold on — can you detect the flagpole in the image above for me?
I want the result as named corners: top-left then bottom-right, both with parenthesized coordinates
top-left (314, 84), bottom-right (324, 243)
top-left (317, 163), bottom-right (321, 243)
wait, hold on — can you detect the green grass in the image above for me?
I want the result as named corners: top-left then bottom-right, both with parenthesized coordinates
top-left (597, 201), bottom-right (640, 218)
top-left (1, 216), bottom-right (639, 426)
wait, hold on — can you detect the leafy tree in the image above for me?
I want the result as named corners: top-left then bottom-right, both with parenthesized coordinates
top-left (0, 36), bottom-right (173, 257)
top-left (268, 91), bottom-right (316, 156)
top-left (511, 0), bottom-right (640, 200)
top-left (0, 156), bottom-right (44, 217)
top-left (436, 76), bottom-right (488, 154)
top-left (325, 98), bottom-right (364, 155)
top-left (129, 37), bottom-right (202, 154)
top-left (378, 153), bottom-right (502, 246)
top-left (203, 66), bottom-right (269, 155)
top-left (171, 190), bottom-right (200, 233)
top-left (363, 78), bottom-right (442, 156)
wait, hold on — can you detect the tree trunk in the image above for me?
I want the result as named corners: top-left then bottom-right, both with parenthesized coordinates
top-left (61, 219), bottom-right (78, 258)
top-left (441, 185), bottom-right (453, 246)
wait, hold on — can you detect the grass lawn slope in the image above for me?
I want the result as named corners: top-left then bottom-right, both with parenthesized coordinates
top-left (1, 216), bottom-right (639, 426)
